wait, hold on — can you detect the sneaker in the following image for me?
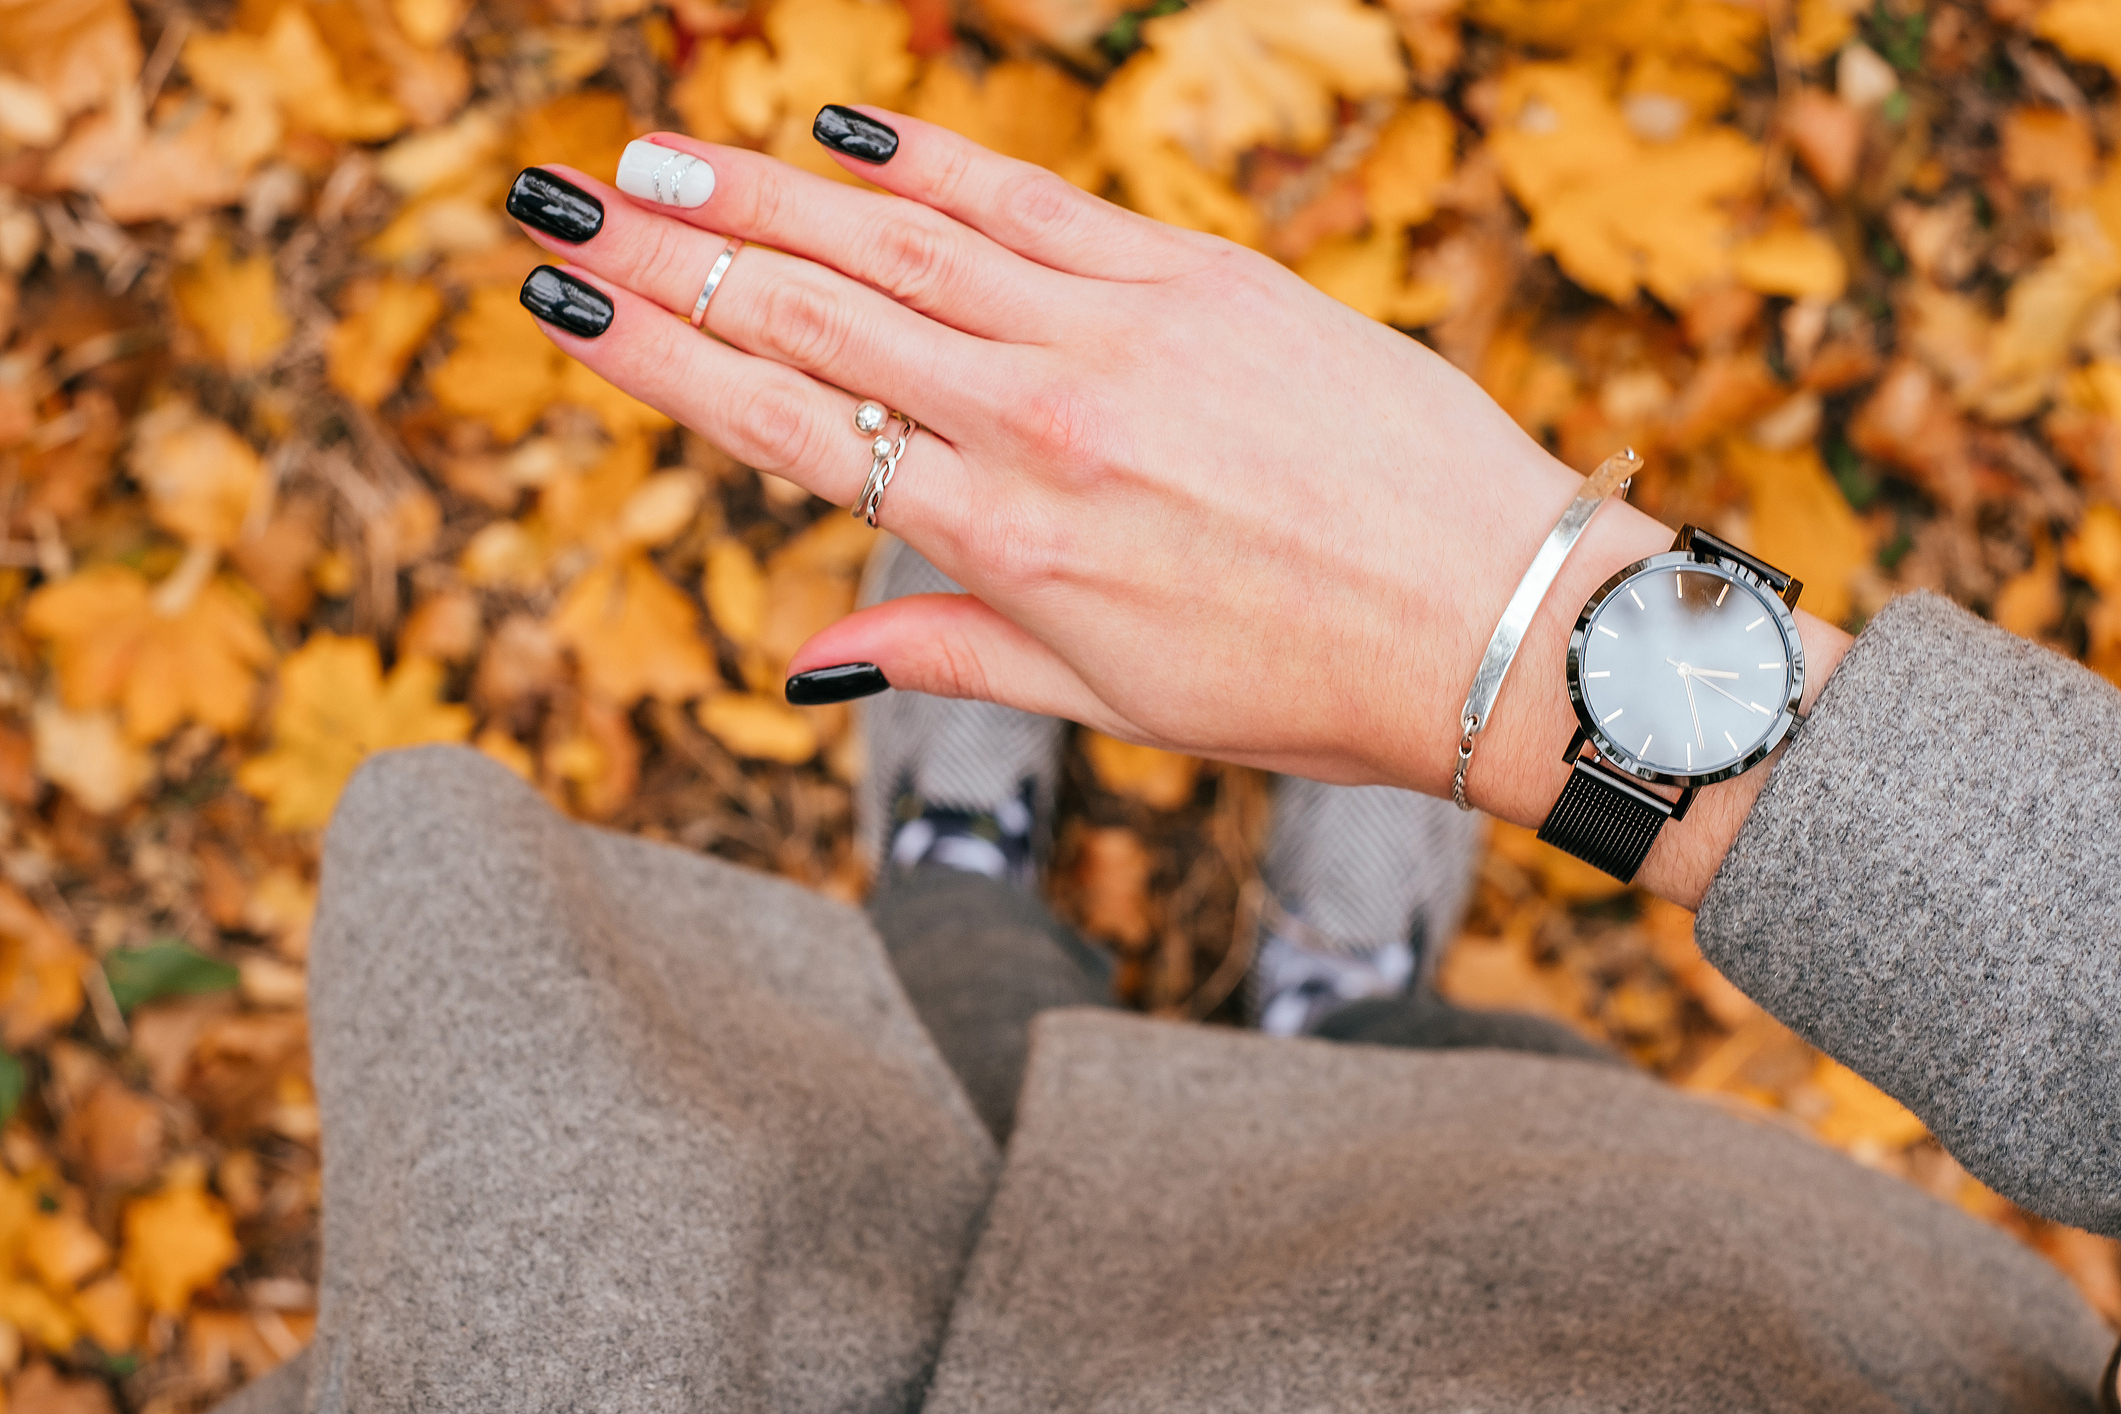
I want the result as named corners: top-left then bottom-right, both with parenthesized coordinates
top-left (1246, 777), bottom-right (1483, 1037)
top-left (855, 537), bottom-right (1067, 889)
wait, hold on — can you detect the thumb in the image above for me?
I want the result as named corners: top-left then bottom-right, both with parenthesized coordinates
top-left (784, 592), bottom-right (1119, 729)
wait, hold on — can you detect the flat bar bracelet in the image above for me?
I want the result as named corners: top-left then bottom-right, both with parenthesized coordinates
top-left (1452, 447), bottom-right (1640, 811)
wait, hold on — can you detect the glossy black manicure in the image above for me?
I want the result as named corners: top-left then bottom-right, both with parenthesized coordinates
top-left (508, 167), bottom-right (604, 243)
top-left (786, 663), bottom-right (889, 705)
top-left (813, 105), bottom-right (899, 164)
top-left (520, 266), bottom-right (613, 338)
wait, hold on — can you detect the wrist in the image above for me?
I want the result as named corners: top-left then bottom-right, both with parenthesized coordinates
top-left (1458, 487), bottom-right (1852, 910)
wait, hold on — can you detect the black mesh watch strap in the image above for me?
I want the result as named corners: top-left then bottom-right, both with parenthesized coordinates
top-left (1536, 759), bottom-right (1675, 883)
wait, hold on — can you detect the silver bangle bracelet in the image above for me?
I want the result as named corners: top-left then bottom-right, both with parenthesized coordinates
top-left (1452, 447), bottom-right (1640, 811)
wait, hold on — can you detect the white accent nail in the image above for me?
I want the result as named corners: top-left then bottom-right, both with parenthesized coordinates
top-left (616, 140), bottom-right (716, 208)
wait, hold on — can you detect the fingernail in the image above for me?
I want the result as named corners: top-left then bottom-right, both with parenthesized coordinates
top-left (813, 105), bottom-right (898, 164)
top-left (506, 167), bottom-right (604, 243)
top-left (520, 266), bottom-right (613, 338)
top-left (615, 139), bottom-right (716, 208)
top-left (786, 663), bottom-right (889, 705)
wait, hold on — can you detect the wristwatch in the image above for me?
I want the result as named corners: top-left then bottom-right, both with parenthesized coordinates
top-left (1537, 526), bottom-right (1806, 882)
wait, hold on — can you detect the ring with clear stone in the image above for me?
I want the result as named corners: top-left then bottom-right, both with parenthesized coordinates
top-left (853, 409), bottom-right (917, 529)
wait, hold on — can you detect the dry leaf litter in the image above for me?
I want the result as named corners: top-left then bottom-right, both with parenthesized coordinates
top-left (0, 0), bottom-right (2118, 1405)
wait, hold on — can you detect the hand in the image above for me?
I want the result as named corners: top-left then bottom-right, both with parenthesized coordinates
top-left (509, 109), bottom-right (1850, 905)
top-left (1682, 669), bottom-right (1705, 749)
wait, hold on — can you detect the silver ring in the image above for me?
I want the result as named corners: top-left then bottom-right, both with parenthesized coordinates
top-left (853, 411), bottom-right (917, 529)
top-left (690, 238), bottom-right (744, 330)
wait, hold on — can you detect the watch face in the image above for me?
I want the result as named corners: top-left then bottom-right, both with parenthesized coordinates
top-left (1567, 552), bottom-right (1805, 786)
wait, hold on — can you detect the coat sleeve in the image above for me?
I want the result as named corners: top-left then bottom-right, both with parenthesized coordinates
top-left (1695, 591), bottom-right (2121, 1235)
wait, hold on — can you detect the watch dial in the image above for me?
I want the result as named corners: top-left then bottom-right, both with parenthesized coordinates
top-left (1575, 563), bottom-right (1795, 780)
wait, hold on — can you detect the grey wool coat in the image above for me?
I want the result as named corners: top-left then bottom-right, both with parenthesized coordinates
top-left (220, 592), bottom-right (2120, 1413)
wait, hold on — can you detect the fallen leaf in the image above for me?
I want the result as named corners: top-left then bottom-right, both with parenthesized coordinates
top-left (696, 690), bottom-right (820, 763)
top-left (1295, 226), bottom-right (1455, 325)
top-left (1363, 100), bottom-right (1456, 229)
top-left (1732, 225), bottom-right (1847, 301)
top-left (907, 58), bottom-right (1098, 182)
top-left (171, 240), bottom-right (291, 377)
top-left (1083, 732), bottom-right (1201, 810)
top-left (0, 884), bottom-right (89, 1049)
top-left (24, 567), bottom-right (273, 743)
top-left (1781, 87), bottom-right (1861, 195)
top-left (2001, 105), bottom-right (2096, 192)
top-left (71, 1271), bottom-right (140, 1353)
top-left (327, 275), bottom-right (446, 407)
top-left (1723, 440), bottom-right (1870, 623)
top-left (23, 1210), bottom-right (109, 1290)
top-left (237, 635), bottom-right (474, 830)
top-left (120, 1170), bottom-right (239, 1317)
top-left (427, 284), bottom-right (567, 442)
top-left (104, 942), bottom-right (239, 1015)
top-left (129, 402), bottom-right (265, 550)
top-left (1809, 1057), bottom-right (1929, 1149)
top-left (31, 699), bottom-right (152, 814)
top-left (547, 554), bottom-right (715, 705)
top-left (1071, 825), bottom-right (1153, 948)
top-left (2036, 0), bottom-right (2121, 79)
top-left (9, 1359), bottom-right (116, 1414)
top-left (185, 3), bottom-right (406, 147)
top-left (60, 1079), bottom-right (164, 1190)
top-left (0, 0), bottom-right (142, 118)
top-left (704, 538), bottom-right (767, 647)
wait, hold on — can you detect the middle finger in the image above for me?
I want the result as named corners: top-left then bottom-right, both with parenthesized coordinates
top-left (512, 165), bottom-right (1008, 438)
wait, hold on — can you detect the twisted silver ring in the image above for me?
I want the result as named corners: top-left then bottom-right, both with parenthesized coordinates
top-left (690, 238), bottom-right (744, 330)
top-left (853, 405), bottom-right (917, 528)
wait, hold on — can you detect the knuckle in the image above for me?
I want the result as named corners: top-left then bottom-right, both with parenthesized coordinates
top-left (999, 170), bottom-right (1076, 242)
top-left (1008, 382), bottom-right (1107, 475)
top-left (755, 277), bottom-right (851, 369)
top-left (730, 378), bottom-right (818, 473)
top-left (923, 140), bottom-right (976, 210)
top-left (980, 501), bottom-right (1065, 588)
top-left (742, 168), bottom-right (788, 236)
top-left (634, 221), bottom-right (699, 309)
top-left (866, 216), bottom-right (957, 305)
top-left (925, 631), bottom-right (994, 702)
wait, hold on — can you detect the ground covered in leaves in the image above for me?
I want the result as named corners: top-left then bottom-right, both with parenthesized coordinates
top-left (0, 0), bottom-right (2118, 1406)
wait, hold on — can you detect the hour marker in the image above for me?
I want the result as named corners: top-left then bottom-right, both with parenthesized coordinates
top-left (1602, 707), bottom-right (1624, 723)
top-left (1629, 588), bottom-right (1645, 610)
top-left (1641, 733), bottom-right (1654, 756)
top-left (1585, 671), bottom-right (1610, 678)
top-left (1749, 702), bottom-right (1769, 715)
top-left (1759, 662), bottom-right (1780, 670)
top-left (1685, 742), bottom-right (1692, 769)
top-left (1724, 730), bottom-right (1739, 751)
top-left (1745, 616), bottom-right (1765, 631)
top-left (1675, 573), bottom-right (1683, 598)
top-left (1715, 583), bottom-right (1730, 606)
top-left (1597, 625), bottom-right (1620, 639)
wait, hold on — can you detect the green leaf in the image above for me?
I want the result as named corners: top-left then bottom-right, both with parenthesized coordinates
top-left (0, 1053), bottom-right (24, 1126)
top-left (104, 941), bottom-right (240, 1016)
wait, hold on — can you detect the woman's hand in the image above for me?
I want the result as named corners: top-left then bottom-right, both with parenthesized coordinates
top-left (508, 107), bottom-right (1849, 906)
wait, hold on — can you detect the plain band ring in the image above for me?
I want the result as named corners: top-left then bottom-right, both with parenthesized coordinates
top-left (691, 238), bottom-right (744, 330)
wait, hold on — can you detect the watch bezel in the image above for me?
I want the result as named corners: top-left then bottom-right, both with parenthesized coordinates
top-left (1565, 549), bottom-right (1806, 789)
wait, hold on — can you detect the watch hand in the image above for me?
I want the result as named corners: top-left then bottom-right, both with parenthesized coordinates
top-left (1691, 675), bottom-right (1771, 714)
top-left (1664, 657), bottom-right (1740, 680)
top-left (1684, 670), bottom-right (1704, 747)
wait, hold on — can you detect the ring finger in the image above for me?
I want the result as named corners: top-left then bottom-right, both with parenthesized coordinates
top-left (512, 164), bottom-right (1007, 439)
top-left (516, 263), bottom-right (975, 538)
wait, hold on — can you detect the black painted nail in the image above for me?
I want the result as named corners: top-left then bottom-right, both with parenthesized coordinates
top-left (508, 167), bottom-right (604, 243)
top-left (813, 105), bottom-right (899, 164)
top-left (786, 663), bottom-right (889, 705)
top-left (520, 266), bottom-right (613, 338)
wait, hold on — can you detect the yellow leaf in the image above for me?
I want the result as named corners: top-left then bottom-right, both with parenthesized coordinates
top-left (511, 90), bottom-right (636, 186)
top-left (1490, 63), bottom-right (1759, 305)
top-left (237, 635), bottom-right (474, 831)
top-left (0, 0), bottom-right (141, 119)
top-left (31, 699), bottom-right (151, 815)
top-left (1487, 819), bottom-right (1629, 903)
top-left (1083, 732), bottom-right (1200, 810)
top-left (1809, 1057), bottom-right (1929, 1149)
top-left (72, 1273), bottom-right (140, 1353)
top-left (185, 4), bottom-right (404, 145)
top-left (1294, 227), bottom-right (1455, 326)
top-left (23, 1212), bottom-right (108, 1291)
top-left (697, 691), bottom-right (820, 764)
top-left (120, 1173), bottom-right (238, 1317)
top-left (327, 276), bottom-right (446, 407)
top-left (129, 402), bottom-right (263, 549)
top-left (2037, 0), bottom-right (2121, 79)
top-left (1120, 0), bottom-right (1406, 175)
top-left (1470, 0), bottom-right (1767, 73)
top-left (547, 555), bottom-right (715, 705)
top-left (0, 1278), bottom-right (81, 1351)
top-left (907, 58), bottom-right (1099, 183)
top-left (1732, 226), bottom-right (1847, 300)
top-left (1992, 535), bottom-right (2061, 640)
top-left (428, 285), bottom-right (566, 442)
top-left (393, 0), bottom-right (467, 47)
top-left (1791, 0), bottom-right (1857, 64)
top-left (1362, 100), bottom-right (1456, 230)
top-left (24, 567), bottom-right (272, 743)
top-left (1977, 233), bottom-right (2121, 417)
top-left (171, 241), bottom-right (290, 377)
top-left (1092, 61), bottom-right (1261, 245)
top-left (474, 725), bottom-right (536, 781)
top-left (558, 356), bottom-right (675, 438)
top-left (704, 539), bottom-right (768, 647)
top-left (2065, 503), bottom-right (2121, 593)
top-left (1722, 440), bottom-right (1870, 624)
